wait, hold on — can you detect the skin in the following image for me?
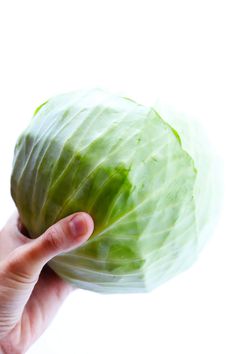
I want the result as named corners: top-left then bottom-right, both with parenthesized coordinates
top-left (0, 211), bottom-right (94, 354)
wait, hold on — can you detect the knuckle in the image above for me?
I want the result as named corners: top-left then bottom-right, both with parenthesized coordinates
top-left (44, 225), bottom-right (64, 252)
top-left (5, 249), bottom-right (21, 273)
top-left (2, 249), bottom-right (38, 285)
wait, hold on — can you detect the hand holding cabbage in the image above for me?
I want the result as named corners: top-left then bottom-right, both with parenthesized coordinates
top-left (0, 212), bottom-right (94, 352)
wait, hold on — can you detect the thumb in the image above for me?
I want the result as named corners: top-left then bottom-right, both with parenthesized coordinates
top-left (4, 212), bottom-right (94, 285)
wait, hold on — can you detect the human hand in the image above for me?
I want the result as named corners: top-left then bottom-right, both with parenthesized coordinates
top-left (0, 212), bottom-right (94, 354)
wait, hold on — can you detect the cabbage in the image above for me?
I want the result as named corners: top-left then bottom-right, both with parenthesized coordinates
top-left (11, 89), bottom-right (220, 293)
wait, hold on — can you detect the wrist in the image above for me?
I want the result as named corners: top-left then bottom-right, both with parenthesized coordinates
top-left (0, 340), bottom-right (23, 354)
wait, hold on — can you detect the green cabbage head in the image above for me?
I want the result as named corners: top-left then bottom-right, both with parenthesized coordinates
top-left (11, 89), bottom-right (221, 293)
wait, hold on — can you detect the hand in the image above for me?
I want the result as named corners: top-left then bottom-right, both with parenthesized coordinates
top-left (0, 212), bottom-right (94, 354)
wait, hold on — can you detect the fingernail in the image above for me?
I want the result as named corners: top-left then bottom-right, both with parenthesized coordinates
top-left (69, 214), bottom-right (88, 237)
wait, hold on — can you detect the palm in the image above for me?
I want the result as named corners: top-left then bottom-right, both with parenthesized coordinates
top-left (4, 267), bottom-right (72, 350)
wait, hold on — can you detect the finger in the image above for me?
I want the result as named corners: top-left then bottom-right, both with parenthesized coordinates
top-left (4, 212), bottom-right (94, 284)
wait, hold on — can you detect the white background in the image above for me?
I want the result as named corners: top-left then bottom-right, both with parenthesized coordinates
top-left (0, 1), bottom-right (235, 353)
